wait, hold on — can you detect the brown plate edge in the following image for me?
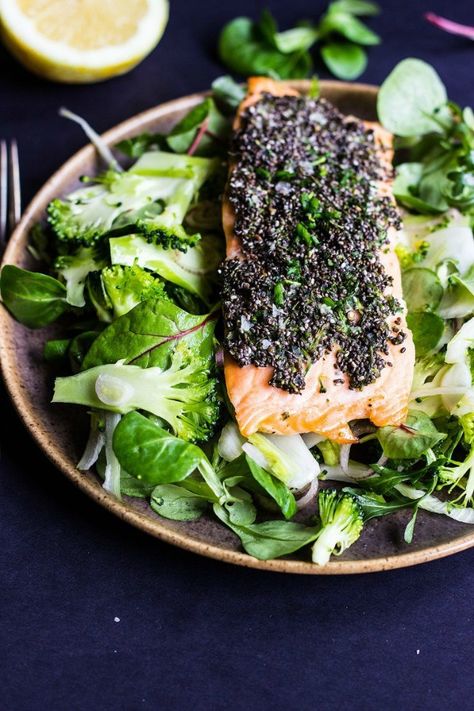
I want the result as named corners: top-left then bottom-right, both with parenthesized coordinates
top-left (2, 79), bottom-right (474, 575)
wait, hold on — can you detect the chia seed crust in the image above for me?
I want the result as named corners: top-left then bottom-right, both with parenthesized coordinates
top-left (220, 93), bottom-right (404, 393)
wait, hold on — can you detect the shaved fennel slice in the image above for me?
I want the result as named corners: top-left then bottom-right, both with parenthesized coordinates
top-left (320, 461), bottom-right (373, 483)
top-left (245, 433), bottom-right (319, 491)
top-left (395, 484), bottom-right (474, 524)
top-left (218, 421), bottom-right (246, 462)
top-left (103, 413), bottom-right (122, 499)
top-left (77, 412), bottom-right (105, 471)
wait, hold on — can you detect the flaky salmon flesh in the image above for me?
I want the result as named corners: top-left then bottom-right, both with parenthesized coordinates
top-left (223, 77), bottom-right (415, 444)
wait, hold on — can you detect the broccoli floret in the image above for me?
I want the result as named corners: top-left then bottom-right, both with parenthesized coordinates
top-left (47, 152), bottom-right (219, 250)
top-left (439, 414), bottom-right (474, 505)
top-left (100, 265), bottom-right (167, 319)
top-left (109, 232), bottom-right (224, 304)
top-left (53, 343), bottom-right (220, 443)
top-left (54, 246), bottom-right (106, 307)
top-left (312, 489), bottom-right (364, 565)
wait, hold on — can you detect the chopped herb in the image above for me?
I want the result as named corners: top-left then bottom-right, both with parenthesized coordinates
top-left (273, 281), bottom-right (285, 306)
top-left (222, 94), bottom-right (402, 393)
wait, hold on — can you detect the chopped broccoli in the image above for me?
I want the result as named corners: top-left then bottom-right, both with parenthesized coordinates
top-left (54, 246), bottom-right (106, 307)
top-left (100, 265), bottom-right (168, 319)
top-left (47, 152), bottom-right (219, 250)
top-left (53, 343), bottom-right (220, 443)
top-left (109, 232), bottom-right (224, 304)
top-left (312, 489), bottom-right (364, 565)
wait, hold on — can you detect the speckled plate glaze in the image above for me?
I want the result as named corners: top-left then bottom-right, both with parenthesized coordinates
top-left (2, 80), bottom-right (474, 574)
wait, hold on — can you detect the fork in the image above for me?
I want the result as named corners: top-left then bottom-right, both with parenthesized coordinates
top-left (0, 139), bottom-right (21, 252)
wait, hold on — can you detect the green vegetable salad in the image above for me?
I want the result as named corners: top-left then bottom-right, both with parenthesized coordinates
top-left (1, 60), bottom-right (474, 566)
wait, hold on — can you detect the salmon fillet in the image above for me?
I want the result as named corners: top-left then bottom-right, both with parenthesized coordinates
top-left (223, 77), bottom-right (415, 443)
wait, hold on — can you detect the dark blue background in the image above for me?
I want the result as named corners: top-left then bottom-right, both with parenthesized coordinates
top-left (1, 1), bottom-right (473, 709)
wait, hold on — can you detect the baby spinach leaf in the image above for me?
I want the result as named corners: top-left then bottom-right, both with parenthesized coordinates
top-left (319, 10), bottom-right (380, 45)
top-left (0, 265), bottom-right (69, 328)
top-left (218, 16), bottom-right (312, 79)
top-left (406, 311), bottom-right (444, 357)
top-left (257, 9), bottom-right (318, 55)
top-left (211, 76), bottom-right (246, 112)
top-left (82, 297), bottom-right (216, 370)
top-left (320, 41), bottom-right (367, 79)
top-left (151, 483), bottom-right (209, 521)
top-left (113, 411), bottom-right (203, 485)
top-left (246, 455), bottom-right (297, 520)
top-left (213, 504), bottom-right (319, 560)
top-left (402, 268), bottom-right (443, 312)
top-left (377, 58), bottom-right (448, 136)
top-left (274, 27), bottom-right (319, 54)
top-left (376, 410), bottom-right (445, 460)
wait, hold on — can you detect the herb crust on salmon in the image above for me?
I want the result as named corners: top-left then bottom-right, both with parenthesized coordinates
top-left (222, 77), bottom-right (415, 442)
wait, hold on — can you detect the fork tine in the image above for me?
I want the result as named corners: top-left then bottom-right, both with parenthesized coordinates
top-left (0, 140), bottom-right (7, 246)
top-left (8, 139), bottom-right (21, 234)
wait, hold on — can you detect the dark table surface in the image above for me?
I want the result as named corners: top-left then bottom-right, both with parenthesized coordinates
top-left (1, 1), bottom-right (473, 709)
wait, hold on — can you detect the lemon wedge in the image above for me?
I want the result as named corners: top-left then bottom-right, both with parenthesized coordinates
top-left (0, 0), bottom-right (169, 83)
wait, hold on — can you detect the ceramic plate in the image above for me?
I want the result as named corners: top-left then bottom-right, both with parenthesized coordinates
top-left (2, 80), bottom-right (474, 574)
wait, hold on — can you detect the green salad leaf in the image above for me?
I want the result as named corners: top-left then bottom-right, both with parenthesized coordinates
top-left (211, 75), bottom-right (246, 112)
top-left (320, 42), bottom-right (367, 80)
top-left (401, 268), bottom-right (443, 312)
top-left (217, 4), bottom-right (380, 81)
top-left (150, 483), bottom-right (209, 521)
top-left (245, 455), bottom-right (297, 520)
top-left (213, 504), bottom-right (319, 560)
top-left (0, 265), bottom-right (69, 328)
top-left (318, 8), bottom-right (380, 45)
top-left (113, 411), bottom-right (203, 485)
top-left (376, 410), bottom-right (445, 459)
top-left (377, 58), bottom-right (448, 136)
top-left (166, 98), bottom-right (230, 156)
top-left (82, 297), bottom-right (216, 370)
top-left (406, 311), bottom-right (445, 357)
top-left (218, 15), bottom-right (313, 79)
top-left (342, 488), bottom-right (414, 520)
top-left (378, 59), bottom-right (474, 216)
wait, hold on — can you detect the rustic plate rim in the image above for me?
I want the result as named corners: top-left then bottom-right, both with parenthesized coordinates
top-left (2, 79), bottom-right (474, 575)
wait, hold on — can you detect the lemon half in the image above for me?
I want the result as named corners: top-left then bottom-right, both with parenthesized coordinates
top-left (0, 0), bottom-right (169, 83)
